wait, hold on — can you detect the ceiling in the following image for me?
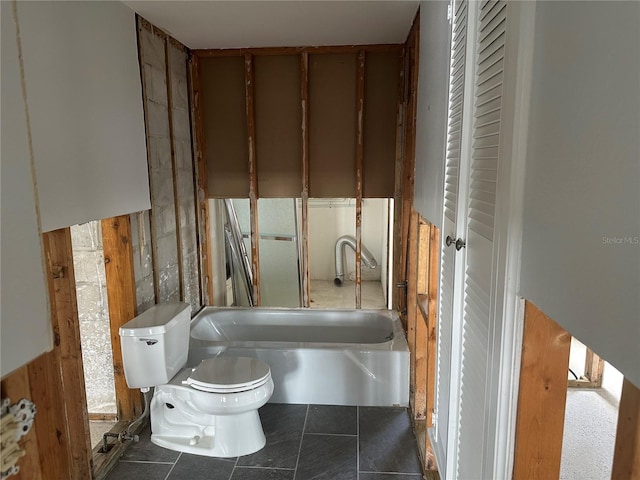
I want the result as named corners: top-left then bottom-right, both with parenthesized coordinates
top-left (122, 1), bottom-right (420, 50)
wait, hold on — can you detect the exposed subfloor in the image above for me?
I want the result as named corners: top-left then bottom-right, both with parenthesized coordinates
top-left (105, 403), bottom-right (424, 480)
top-left (309, 280), bottom-right (387, 309)
top-left (560, 339), bottom-right (623, 480)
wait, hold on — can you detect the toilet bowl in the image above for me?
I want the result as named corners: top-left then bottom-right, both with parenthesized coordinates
top-left (119, 303), bottom-right (273, 457)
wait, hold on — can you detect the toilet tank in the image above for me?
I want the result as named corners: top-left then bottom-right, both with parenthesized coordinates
top-left (119, 303), bottom-right (191, 389)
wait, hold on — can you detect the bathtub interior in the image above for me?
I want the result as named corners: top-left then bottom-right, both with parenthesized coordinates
top-left (186, 307), bottom-right (410, 407)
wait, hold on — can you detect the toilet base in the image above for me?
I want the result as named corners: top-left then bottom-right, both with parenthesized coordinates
top-left (150, 386), bottom-right (269, 457)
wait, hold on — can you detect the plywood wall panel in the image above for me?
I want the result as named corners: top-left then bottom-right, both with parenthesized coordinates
top-left (201, 56), bottom-right (249, 197)
top-left (364, 51), bottom-right (401, 197)
top-left (308, 53), bottom-right (358, 197)
top-left (254, 55), bottom-right (302, 198)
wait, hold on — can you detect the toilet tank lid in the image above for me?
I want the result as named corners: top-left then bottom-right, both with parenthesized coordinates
top-left (119, 303), bottom-right (191, 337)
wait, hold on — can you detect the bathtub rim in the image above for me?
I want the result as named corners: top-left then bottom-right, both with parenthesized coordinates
top-left (189, 306), bottom-right (408, 352)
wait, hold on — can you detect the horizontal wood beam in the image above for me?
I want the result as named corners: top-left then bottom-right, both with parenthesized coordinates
top-left (193, 44), bottom-right (403, 58)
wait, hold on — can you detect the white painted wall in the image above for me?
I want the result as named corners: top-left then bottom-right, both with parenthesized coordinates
top-left (520, 1), bottom-right (640, 387)
top-left (1, 2), bottom-right (52, 377)
top-left (17, 1), bottom-right (150, 232)
top-left (308, 199), bottom-right (386, 282)
top-left (412, 0), bottom-right (450, 228)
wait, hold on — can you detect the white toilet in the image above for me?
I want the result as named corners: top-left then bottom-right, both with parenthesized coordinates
top-left (119, 303), bottom-right (273, 457)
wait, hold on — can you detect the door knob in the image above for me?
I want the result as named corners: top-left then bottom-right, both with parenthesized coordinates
top-left (446, 235), bottom-right (465, 251)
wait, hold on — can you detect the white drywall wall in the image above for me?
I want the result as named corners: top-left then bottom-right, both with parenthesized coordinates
top-left (520, 2), bottom-right (640, 387)
top-left (1, 2), bottom-right (52, 377)
top-left (413, 0), bottom-right (450, 228)
top-left (17, 1), bottom-right (150, 232)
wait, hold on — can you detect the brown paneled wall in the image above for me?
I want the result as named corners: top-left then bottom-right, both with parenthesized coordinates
top-left (196, 47), bottom-right (402, 199)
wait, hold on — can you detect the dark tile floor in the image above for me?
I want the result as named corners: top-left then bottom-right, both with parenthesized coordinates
top-left (105, 404), bottom-right (424, 480)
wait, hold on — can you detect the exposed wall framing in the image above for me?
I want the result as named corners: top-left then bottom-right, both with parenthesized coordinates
top-left (300, 52), bottom-right (311, 307)
top-left (194, 43), bottom-right (403, 308)
top-left (354, 51), bottom-right (365, 308)
top-left (513, 301), bottom-right (571, 479)
top-left (189, 54), bottom-right (214, 305)
top-left (137, 16), bottom-right (203, 312)
top-left (393, 11), bottom-right (419, 319)
top-left (0, 228), bottom-right (92, 480)
top-left (612, 379), bottom-right (640, 479)
top-left (406, 210), bottom-right (439, 472)
top-left (245, 53), bottom-right (261, 305)
top-left (101, 216), bottom-right (144, 422)
top-left (567, 345), bottom-right (605, 389)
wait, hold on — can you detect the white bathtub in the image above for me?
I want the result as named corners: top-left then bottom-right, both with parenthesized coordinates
top-left (188, 307), bottom-right (409, 407)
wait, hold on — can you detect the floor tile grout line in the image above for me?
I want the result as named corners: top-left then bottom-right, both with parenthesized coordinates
top-left (228, 454), bottom-right (240, 480)
top-left (357, 405), bottom-right (360, 480)
top-left (359, 471), bottom-right (423, 476)
top-left (304, 432), bottom-right (357, 437)
top-left (119, 460), bottom-right (177, 465)
top-left (162, 452), bottom-right (182, 480)
top-left (292, 403), bottom-right (310, 480)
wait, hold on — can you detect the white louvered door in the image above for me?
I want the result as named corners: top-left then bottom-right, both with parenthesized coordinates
top-left (433, 0), bottom-right (512, 478)
top-left (456, 0), bottom-right (508, 478)
top-left (432, 0), bottom-right (470, 475)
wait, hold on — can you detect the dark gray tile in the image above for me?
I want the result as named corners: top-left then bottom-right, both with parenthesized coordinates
top-left (120, 426), bottom-right (181, 463)
top-left (231, 467), bottom-right (295, 479)
top-left (260, 403), bottom-right (308, 435)
top-left (304, 405), bottom-right (357, 435)
top-left (359, 407), bottom-right (422, 474)
top-left (359, 474), bottom-right (424, 480)
top-left (237, 404), bottom-right (307, 469)
top-left (168, 453), bottom-right (235, 479)
top-left (105, 461), bottom-right (172, 480)
top-left (295, 434), bottom-right (357, 480)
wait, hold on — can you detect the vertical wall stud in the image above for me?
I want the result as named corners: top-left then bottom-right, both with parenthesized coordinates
top-left (407, 211), bottom-right (419, 408)
top-left (165, 37), bottom-right (185, 301)
top-left (300, 52), bottom-right (311, 307)
top-left (245, 53), bottom-right (261, 305)
top-left (355, 51), bottom-right (365, 308)
top-left (513, 301), bottom-right (571, 480)
top-left (101, 216), bottom-right (143, 421)
top-left (611, 379), bottom-right (640, 480)
top-left (41, 228), bottom-right (92, 479)
top-left (189, 54), bottom-right (214, 305)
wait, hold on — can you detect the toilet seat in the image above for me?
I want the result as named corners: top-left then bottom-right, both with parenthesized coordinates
top-left (184, 357), bottom-right (271, 393)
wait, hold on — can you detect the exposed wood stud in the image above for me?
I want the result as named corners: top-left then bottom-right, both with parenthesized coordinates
top-left (193, 44), bottom-right (403, 58)
top-left (612, 378), bottom-right (640, 480)
top-left (41, 228), bottom-right (92, 479)
top-left (398, 14), bottom-right (419, 323)
top-left (27, 352), bottom-right (71, 477)
top-left (300, 52), bottom-right (311, 307)
top-left (568, 347), bottom-right (606, 388)
top-left (101, 216), bottom-right (143, 421)
top-left (355, 50), bottom-right (365, 309)
top-left (406, 211), bottom-right (419, 410)
top-left (513, 301), bottom-right (571, 480)
top-left (392, 47), bottom-right (406, 318)
top-left (165, 37), bottom-right (185, 301)
top-left (136, 18), bottom-right (161, 304)
top-left (190, 54), bottom-right (214, 305)
top-left (245, 53), bottom-right (261, 305)
top-left (413, 221), bottom-right (430, 420)
top-left (425, 224), bottom-right (440, 471)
